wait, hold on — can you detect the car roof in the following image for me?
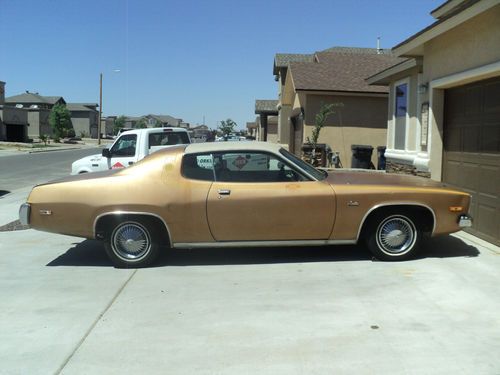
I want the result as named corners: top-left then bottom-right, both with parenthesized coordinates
top-left (124, 127), bottom-right (188, 135)
top-left (185, 141), bottom-right (283, 154)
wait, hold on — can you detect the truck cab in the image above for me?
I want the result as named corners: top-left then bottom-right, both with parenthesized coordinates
top-left (71, 127), bottom-right (190, 174)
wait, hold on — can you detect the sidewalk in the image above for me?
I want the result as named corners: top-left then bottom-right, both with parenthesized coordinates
top-left (0, 138), bottom-right (111, 157)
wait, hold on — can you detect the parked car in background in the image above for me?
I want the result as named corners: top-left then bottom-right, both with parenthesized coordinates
top-left (215, 134), bottom-right (247, 142)
top-left (21, 142), bottom-right (472, 268)
top-left (71, 127), bottom-right (191, 174)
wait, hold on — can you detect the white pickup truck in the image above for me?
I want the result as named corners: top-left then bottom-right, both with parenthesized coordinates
top-left (71, 127), bottom-right (191, 174)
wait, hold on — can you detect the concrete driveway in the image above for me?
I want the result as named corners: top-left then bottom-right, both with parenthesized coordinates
top-left (1, 190), bottom-right (500, 374)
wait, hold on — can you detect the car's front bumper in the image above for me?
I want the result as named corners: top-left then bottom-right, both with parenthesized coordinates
top-left (458, 214), bottom-right (473, 228)
top-left (19, 203), bottom-right (31, 226)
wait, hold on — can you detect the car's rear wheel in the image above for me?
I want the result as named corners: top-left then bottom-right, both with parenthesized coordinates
top-left (104, 219), bottom-right (160, 268)
top-left (366, 213), bottom-right (421, 261)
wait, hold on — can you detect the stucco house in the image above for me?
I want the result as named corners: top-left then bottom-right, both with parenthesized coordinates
top-left (4, 92), bottom-right (99, 139)
top-left (5, 91), bottom-right (65, 138)
top-left (254, 100), bottom-right (279, 142)
top-left (367, 0), bottom-right (500, 246)
top-left (143, 114), bottom-right (184, 127)
top-left (246, 120), bottom-right (259, 140)
top-left (122, 114), bottom-right (188, 129)
top-left (0, 81), bottom-right (29, 142)
top-left (276, 49), bottom-right (403, 167)
top-left (66, 103), bottom-right (98, 138)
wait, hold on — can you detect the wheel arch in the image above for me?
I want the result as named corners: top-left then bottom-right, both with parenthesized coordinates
top-left (93, 211), bottom-right (172, 247)
top-left (357, 202), bottom-right (436, 241)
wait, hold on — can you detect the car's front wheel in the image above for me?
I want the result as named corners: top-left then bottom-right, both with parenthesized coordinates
top-left (104, 219), bottom-right (161, 268)
top-left (366, 213), bottom-right (421, 261)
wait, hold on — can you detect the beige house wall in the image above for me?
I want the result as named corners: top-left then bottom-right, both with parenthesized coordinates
top-left (303, 94), bottom-right (388, 168)
top-left (267, 122), bottom-right (278, 143)
top-left (278, 104), bottom-right (291, 144)
top-left (385, 4), bottom-right (500, 180)
top-left (28, 109), bottom-right (51, 138)
top-left (71, 111), bottom-right (98, 138)
top-left (264, 115), bottom-right (279, 143)
top-left (422, 5), bottom-right (500, 85)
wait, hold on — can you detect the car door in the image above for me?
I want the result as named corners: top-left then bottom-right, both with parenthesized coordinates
top-left (107, 133), bottom-right (138, 169)
top-left (206, 151), bottom-right (335, 241)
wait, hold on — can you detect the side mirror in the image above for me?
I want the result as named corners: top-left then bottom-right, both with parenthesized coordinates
top-left (102, 148), bottom-right (111, 158)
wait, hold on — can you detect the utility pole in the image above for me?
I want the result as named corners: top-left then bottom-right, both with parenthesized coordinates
top-left (98, 73), bottom-right (103, 145)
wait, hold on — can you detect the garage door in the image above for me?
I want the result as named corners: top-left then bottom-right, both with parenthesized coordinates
top-left (443, 76), bottom-right (500, 246)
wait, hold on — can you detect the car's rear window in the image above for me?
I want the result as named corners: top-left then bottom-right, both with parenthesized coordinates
top-left (181, 153), bottom-right (215, 181)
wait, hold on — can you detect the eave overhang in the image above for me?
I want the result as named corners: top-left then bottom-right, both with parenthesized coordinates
top-left (393, 0), bottom-right (498, 57)
top-left (294, 89), bottom-right (388, 98)
top-left (366, 58), bottom-right (423, 85)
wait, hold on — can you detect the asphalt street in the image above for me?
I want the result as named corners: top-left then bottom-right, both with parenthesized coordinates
top-left (0, 147), bottom-right (100, 192)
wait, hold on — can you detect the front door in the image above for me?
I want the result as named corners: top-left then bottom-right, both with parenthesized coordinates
top-left (107, 133), bottom-right (138, 169)
top-left (206, 151), bottom-right (335, 241)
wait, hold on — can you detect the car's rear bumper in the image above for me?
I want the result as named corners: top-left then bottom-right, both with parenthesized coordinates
top-left (458, 214), bottom-right (473, 228)
top-left (19, 203), bottom-right (31, 226)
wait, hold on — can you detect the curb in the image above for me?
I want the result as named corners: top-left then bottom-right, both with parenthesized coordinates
top-left (28, 146), bottom-right (84, 154)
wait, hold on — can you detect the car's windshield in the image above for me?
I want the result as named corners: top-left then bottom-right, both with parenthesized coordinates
top-left (279, 148), bottom-right (327, 181)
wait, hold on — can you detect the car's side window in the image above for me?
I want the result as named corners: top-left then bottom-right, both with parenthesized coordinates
top-left (181, 153), bottom-right (215, 181)
top-left (111, 134), bottom-right (137, 157)
top-left (213, 152), bottom-right (305, 183)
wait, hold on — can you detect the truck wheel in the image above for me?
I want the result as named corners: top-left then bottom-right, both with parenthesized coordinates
top-left (104, 219), bottom-right (160, 268)
top-left (366, 213), bottom-right (421, 261)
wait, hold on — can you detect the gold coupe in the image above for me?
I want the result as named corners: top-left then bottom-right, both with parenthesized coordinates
top-left (19, 142), bottom-right (472, 267)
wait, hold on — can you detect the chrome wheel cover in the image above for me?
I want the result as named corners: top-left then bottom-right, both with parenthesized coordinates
top-left (111, 222), bottom-right (151, 261)
top-left (376, 215), bottom-right (416, 255)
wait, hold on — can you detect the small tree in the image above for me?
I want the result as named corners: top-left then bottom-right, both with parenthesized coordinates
top-left (39, 134), bottom-right (49, 146)
top-left (113, 115), bottom-right (126, 135)
top-left (135, 118), bottom-right (147, 129)
top-left (154, 119), bottom-right (163, 128)
top-left (49, 104), bottom-right (72, 141)
top-left (304, 102), bottom-right (343, 165)
top-left (309, 103), bottom-right (340, 149)
top-left (218, 118), bottom-right (236, 139)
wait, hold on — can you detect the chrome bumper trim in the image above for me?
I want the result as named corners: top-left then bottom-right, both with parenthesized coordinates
top-left (458, 214), bottom-right (472, 228)
top-left (19, 203), bottom-right (31, 226)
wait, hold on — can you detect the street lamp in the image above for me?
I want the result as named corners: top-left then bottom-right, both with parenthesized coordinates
top-left (97, 69), bottom-right (121, 145)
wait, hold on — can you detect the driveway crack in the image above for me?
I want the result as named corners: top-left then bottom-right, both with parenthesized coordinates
top-left (55, 269), bottom-right (137, 374)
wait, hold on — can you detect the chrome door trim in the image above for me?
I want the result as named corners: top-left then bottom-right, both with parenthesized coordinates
top-left (173, 239), bottom-right (357, 249)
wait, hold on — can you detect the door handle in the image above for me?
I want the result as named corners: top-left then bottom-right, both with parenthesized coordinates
top-left (218, 189), bottom-right (231, 195)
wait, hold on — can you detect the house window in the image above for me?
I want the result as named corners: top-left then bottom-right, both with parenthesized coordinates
top-left (394, 82), bottom-right (408, 150)
top-left (395, 83), bottom-right (407, 117)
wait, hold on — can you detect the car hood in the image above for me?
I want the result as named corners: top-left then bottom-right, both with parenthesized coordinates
top-left (325, 170), bottom-right (446, 188)
top-left (36, 169), bottom-right (120, 187)
top-left (72, 153), bottom-right (103, 165)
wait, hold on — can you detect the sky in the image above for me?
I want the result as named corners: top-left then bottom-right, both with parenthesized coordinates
top-left (0, 0), bottom-right (442, 130)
